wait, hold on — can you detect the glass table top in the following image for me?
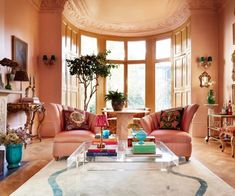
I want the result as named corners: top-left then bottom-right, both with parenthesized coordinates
top-left (67, 140), bottom-right (179, 170)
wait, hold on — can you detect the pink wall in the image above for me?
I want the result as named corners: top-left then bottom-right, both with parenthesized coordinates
top-left (0, 0), bottom-right (5, 59)
top-left (1, 0), bottom-right (40, 129)
top-left (218, 0), bottom-right (235, 106)
top-left (38, 11), bottom-right (62, 104)
top-left (191, 10), bottom-right (219, 137)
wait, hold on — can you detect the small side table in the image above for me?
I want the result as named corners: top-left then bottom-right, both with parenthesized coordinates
top-left (204, 104), bottom-right (218, 142)
top-left (220, 126), bottom-right (235, 157)
top-left (7, 102), bottom-right (46, 141)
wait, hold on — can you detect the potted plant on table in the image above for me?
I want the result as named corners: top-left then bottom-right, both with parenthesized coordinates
top-left (105, 90), bottom-right (127, 111)
top-left (0, 127), bottom-right (29, 169)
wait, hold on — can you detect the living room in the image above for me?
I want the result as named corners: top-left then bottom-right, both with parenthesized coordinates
top-left (0, 0), bottom-right (235, 195)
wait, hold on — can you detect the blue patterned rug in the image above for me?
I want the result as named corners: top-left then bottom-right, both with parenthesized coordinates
top-left (11, 158), bottom-right (235, 196)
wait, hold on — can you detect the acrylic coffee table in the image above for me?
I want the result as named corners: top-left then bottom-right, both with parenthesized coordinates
top-left (67, 140), bottom-right (179, 171)
top-left (65, 141), bottom-right (179, 194)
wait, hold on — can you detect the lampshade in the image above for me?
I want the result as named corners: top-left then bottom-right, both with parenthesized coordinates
top-left (95, 114), bottom-right (109, 127)
top-left (14, 70), bottom-right (29, 82)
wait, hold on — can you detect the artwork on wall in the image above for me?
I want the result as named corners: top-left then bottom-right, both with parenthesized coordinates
top-left (233, 23), bottom-right (235, 45)
top-left (12, 36), bottom-right (28, 73)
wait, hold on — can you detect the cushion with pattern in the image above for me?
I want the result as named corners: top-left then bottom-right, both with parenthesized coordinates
top-left (63, 110), bottom-right (89, 130)
top-left (159, 108), bottom-right (184, 130)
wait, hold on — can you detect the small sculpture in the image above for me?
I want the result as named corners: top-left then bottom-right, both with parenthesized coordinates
top-left (25, 76), bottom-right (32, 97)
top-left (232, 50), bottom-right (235, 81)
top-left (0, 74), bottom-right (4, 89)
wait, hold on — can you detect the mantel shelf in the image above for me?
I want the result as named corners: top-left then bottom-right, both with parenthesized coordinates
top-left (0, 89), bottom-right (23, 95)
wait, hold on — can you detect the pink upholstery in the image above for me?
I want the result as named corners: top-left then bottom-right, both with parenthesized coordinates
top-left (48, 103), bottom-right (97, 159)
top-left (140, 104), bottom-right (199, 160)
top-left (150, 130), bottom-right (191, 143)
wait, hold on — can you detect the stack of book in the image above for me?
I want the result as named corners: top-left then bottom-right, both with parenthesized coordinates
top-left (86, 145), bottom-right (117, 156)
top-left (92, 137), bottom-right (118, 145)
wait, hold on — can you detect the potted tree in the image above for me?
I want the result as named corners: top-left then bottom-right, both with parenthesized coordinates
top-left (0, 127), bottom-right (29, 169)
top-left (66, 51), bottom-right (117, 111)
top-left (105, 90), bottom-right (127, 111)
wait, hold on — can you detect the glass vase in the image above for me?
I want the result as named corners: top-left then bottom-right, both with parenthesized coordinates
top-left (207, 89), bottom-right (216, 104)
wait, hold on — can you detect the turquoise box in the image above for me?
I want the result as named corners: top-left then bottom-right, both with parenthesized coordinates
top-left (132, 142), bottom-right (156, 154)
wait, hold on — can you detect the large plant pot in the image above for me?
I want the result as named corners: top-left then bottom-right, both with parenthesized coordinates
top-left (6, 144), bottom-right (23, 169)
top-left (112, 101), bottom-right (125, 111)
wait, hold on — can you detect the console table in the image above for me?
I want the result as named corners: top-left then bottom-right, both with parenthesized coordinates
top-left (206, 113), bottom-right (235, 142)
top-left (7, 102), bottom-right (46, 141)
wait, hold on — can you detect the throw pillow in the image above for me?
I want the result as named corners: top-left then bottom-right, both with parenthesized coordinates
top-left (159, 108), bottom-right (184, 130)
top-left (63, 110), bottom-right (89, 130)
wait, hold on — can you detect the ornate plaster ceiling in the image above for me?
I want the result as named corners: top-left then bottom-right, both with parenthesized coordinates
top-left (63, 0), bottom-right (191, 37)
top-left (29, 0), bottom-right (224, 37)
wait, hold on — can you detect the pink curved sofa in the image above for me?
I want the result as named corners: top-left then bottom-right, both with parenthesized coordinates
top-left (48, 103), bottom-right (97, 160)
top-left (140, 104), bottom-right (199, 161)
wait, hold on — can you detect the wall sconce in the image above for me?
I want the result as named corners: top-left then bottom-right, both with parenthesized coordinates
top-left (199, 56), bottom-right (212, 69)
top-left (42, 55), bottom-right (56, 65)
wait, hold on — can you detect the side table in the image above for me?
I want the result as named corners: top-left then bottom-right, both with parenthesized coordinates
top-left (220, 126), bottom-right (235, 157)
top-left (206, 113), bottom-right (235, 142)
top-left (7, 102), bottom-right (46, 141)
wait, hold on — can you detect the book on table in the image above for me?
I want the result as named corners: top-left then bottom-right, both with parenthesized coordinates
top-left (127, 136), bottom-right (155, 147)
top-left (86, 152), bottom-right (117, 156)
top-left (86, 144), bottom-right (117, 157)
top-left (92, 136), bottom-right (118, 145)
top-left (126, 142), bottom-right (162, 157)
top-left (132, 142), bottom-right (156, 154)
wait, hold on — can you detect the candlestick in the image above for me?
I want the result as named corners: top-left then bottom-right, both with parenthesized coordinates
top-left (33, 76), bottom-right (35, 86)
top-left (29, 75), bottom-right (31, 85)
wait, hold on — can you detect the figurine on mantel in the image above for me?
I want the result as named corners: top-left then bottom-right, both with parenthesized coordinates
top-left (21, 75), bottom-right (40, 104)
top-left (0, 74), bottom-right (4, 89)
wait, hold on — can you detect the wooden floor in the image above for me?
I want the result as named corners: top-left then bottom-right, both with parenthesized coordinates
top-left (0, 137), bottom-right (234, 195)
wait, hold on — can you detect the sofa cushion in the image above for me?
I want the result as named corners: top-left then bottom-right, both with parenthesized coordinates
top-left (63, 110), bottom-right (89, 131)
top-left (150, 130), bottom-right (191, 143)
top-left (159, 108), bottom-right (184, 130)
top-left (54, 130), bottom-right (95, 143)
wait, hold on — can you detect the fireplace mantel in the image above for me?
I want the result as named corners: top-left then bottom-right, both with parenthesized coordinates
top-left (0, 89), bottom-right (23, 132)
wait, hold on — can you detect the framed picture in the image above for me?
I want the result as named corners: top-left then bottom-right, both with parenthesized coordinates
top-left (233, 23), bottom-right (235, 45)
top-left (12, 36), bottom-right (28, 72)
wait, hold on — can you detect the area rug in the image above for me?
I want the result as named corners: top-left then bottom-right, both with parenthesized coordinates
top-left (11, 158), bottom-right (235, 196)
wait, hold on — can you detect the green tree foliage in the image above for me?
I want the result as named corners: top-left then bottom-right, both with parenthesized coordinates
top-left (66, 51), bottom-right (117, 111)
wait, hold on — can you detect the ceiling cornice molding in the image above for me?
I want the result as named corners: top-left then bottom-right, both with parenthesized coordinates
top-left (28, 0), bottom-right (42, 11)
top-left (40, 0), bottom-right (67, 12)
top-left (188, 0), bottom-right (218, 11)
top-left (63, 0), bottom-right (190, 37)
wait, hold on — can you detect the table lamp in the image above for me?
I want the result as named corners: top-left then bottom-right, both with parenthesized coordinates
top-left (95, 114), bottom-right (109, 148)
top-left (14, 70), bottom-right (29, 95)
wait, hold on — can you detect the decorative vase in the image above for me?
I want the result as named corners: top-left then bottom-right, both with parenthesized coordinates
top-left (136, 129), bottom-right (147, 145)
top-left (207, 89), bottom-right (216, 104)
top-left (6, 144), bottom-right (23, 169)
top-left (132, 129), bottom-right (137, 138)
top-left (5, 73), bottom-right (12, 90)
top-left (111, 101), bottom-right (124, 111)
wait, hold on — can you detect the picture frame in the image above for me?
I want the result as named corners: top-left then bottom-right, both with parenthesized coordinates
top-left (233, 23), bottom-right (235, 45)
top-left (199, 71), bottom-right (211, 88)
top-left (12, 35), bottom-right (28, 72)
